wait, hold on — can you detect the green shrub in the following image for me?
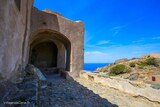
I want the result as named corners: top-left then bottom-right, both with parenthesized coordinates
top-left (146, 57), bottom-right (159, 66)
top-left (109, 73), bottom-right (116, 76)
top-left (137, 61), bottom-right (148, 67)
top-left (109, 64), bottom-right (129, 76)
top-left (156, 58), bottom-right (160, 67)
top-left (137, 57), bottom-right (160, 67)
top-left (129, 62), bottom-right (136, 67)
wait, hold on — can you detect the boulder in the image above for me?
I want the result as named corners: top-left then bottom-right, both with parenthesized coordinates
top-left (128, 73), bottom-right (139, 81)
top-left (151, 84), bottom-right (160, 90)
top-left (114, 58), bottom-right (129, 64)
top-left (25, 64), bottom-right (36, 75)
top-left (10, 64), bottom-right (26, 84)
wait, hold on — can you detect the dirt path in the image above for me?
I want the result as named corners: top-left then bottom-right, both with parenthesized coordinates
top-left (38, 73), bottom-right (116, 107)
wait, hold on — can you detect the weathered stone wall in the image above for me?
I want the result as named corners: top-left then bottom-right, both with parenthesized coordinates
top-left (57, 16), bottom-right (84, 77)
top-left (0, 1), bottom-right (84, 79)
top-left (0, 0), bottom-right (33, 79)
top-left (29, 8), bottom-right (84, 77)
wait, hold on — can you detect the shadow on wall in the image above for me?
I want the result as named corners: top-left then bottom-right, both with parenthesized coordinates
top-left (0, 66), bottom-right (118, 107)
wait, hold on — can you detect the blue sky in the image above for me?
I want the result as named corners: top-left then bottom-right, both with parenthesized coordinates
top-left (34, 0), bottom-right (160, 63)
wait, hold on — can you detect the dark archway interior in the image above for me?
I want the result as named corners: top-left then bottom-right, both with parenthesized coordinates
top-left (30, 31), bottom-right (71, 71)
top-left (31, 41), bottom-right (58, 68)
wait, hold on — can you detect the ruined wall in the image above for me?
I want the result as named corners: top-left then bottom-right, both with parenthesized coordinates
top-left (0, 0), bottom-right (33, 80)
top-left (0, 1), bottom-right (84, 79)
top-left (29, 8), bottom-right (84, 77)
top-left (57, 15), bottom-right (84, 77)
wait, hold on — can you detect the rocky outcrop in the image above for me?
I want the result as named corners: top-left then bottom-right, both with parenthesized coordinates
top-left (114, 58), bottom-right (129, 64)
top-left (80, 71), bottom-right (160, 103)
top-left (142, 53), bottom-right (160, 58)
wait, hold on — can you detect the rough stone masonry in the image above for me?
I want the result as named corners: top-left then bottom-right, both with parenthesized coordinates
top-left (0, 0), bottom-right (84, 80)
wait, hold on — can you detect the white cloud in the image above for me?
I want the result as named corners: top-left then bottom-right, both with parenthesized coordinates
top-left (112, 26), bottom-right (122, 30)
top-left (85, 51), bottom-right (106, 55)
top-left (84, 31), bottom-right (93, 44)
top-left (85, 51), bottom-right (111, 63)
top-left (132, 39), bottom-right (144, 43)
top-left (111, 26), bottom-right (122, 36)
top-left (111, 24), bottom-right (128, 36)
top-left (111, 18), bottom-right (144, 36)
top-left (97, 40), bottom-right (110, 45)
top-left (152, 36), bottom-right (160, 40)
top-left (84, 43), bottom-right (160, 63)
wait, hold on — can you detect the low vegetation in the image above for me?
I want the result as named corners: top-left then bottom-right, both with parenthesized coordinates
top-left (137, 61), bottom-right (148, 67)
top-left (95, 53), bottom-right (160, 89)
top-left (109, 64), bottom-right (130, 76)
top-left (97, 54), bottom-right (160, 79)
top-left (138, 57), bottom-right (160, 67)
top-left (129, 62), bottom-right (136, 67)
top-left (146, 57), bottom-right (160, 67)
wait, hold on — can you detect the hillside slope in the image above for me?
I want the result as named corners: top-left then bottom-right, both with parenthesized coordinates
top-left (96, 53), bottom-right (160, 87)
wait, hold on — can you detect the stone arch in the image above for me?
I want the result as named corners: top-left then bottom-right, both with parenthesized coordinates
top-left (29, 29), bottom-right (71, 71)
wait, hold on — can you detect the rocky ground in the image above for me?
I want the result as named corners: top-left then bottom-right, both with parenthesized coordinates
top-left (1, 72), bottom-right (160, 107)
top-left (76, 77), bottom-right (160, 107)
top-left (0, 71), bottom-right (116, 107)
top-left (1, 63), bottom-right (160, 107)
top-left (36, 72), bottom-right (160, 107)
top-left (37, 72), bottom-right (116, 107)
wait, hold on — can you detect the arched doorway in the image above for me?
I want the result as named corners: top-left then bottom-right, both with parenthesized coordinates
top-left (29, 30), bottom-right (71, 71)
top-left (30, 41), bottom-right (58, 68)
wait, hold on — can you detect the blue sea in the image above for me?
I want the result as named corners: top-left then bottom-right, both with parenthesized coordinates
top-left (84, 63), bottom-right (110, 72)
